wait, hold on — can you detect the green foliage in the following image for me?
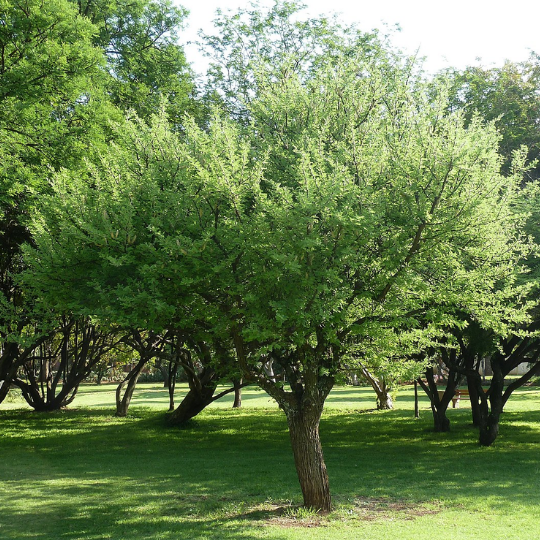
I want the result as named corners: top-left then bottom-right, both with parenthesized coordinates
top-left (444, 56), bottom-right (540, 178)
top-left (199, 0), bottom-right (392, 121)
top-left (10, 0), bottom-right (540, 507)
top-left (0, 0), bottom-right (119, 348)
top-left (72, 0), bottom-right (198, 124)
top-left (25, 52), bottom-right (532, 405)
top-left (0, 0), bottom-right (103, 242)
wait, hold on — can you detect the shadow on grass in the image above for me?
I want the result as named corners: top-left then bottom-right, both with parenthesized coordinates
top-left (321, 408), bottom-right (540, 512)
top-left (2, 405), bottom-right (540, 538)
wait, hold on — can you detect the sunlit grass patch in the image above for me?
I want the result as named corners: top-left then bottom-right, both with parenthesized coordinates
top-left (2, 386), bottom-right (540, 539)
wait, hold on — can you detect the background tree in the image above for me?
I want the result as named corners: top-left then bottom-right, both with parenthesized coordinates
top-left (71, 0), bottom-right (198, 125)
top-left (0, 0), bottom-right (113, 403)
top-left (198, 0), bottom-right (388, 122)
top-left (0, 0), bottom-right (199, 404)
top-left (444, 56), bottom-right (540, 179)
top-left (346, 325), bottom-right (427, 410)
top-left (11, 317), bottom-right (123, 411)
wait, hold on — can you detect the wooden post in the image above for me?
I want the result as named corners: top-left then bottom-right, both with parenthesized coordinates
top-left (414, 380), bottom-right (419, 418)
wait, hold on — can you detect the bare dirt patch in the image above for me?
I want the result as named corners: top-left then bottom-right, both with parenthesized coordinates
top-left (254, 497), bottom-right (441, 528)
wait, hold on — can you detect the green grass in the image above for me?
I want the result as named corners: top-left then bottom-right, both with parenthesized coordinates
top-left (2, 384), bottom-right (540, 539)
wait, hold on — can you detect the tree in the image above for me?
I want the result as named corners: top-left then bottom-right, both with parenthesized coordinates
top-left (0, 0), bottom-right (200, 406)
top-left (346, 326), bottom-right (427, 410)
top-left (0, 0), bottom-right (113, 403)
top-left (26, 56), bottom-right (529, 511)
top-left (71, 0), bottom-right (198, 125)
top-left (444, 56), bottom-right (540, 179)
top-left (198, 0), bottom-right (385, 122)
top-left (11, 317), bottom-right (123, 411)
top-left (115, 330), bottom-right (167, 417)
top-left (167, 338), bottom-right (247, 424)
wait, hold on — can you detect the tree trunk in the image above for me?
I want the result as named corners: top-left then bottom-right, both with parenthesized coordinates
top-left (414, 380), bottom-right (419, 418)
top-left (232, 378), bottom-right (242, 408)
top-left (0, 373), bottom-right (12, 404)
top-left (432, 405), bottom-right (451, 432)
top-left (168, 363), bottom-right (177, 412)
top-left (168, 365), bottom-right (218, 425)
top-left (466, 373), bottom-right (482, 427)
top-left (115, 358), bottom-right (148, 417)
top-left (419, 365), bottom-right (458, 433)
top-left (12, 376), bottom-right (79, 411)
top-left (376, 388), bottom-right (393, 410)
top-left (232, 330), bottom-right (334, 513)
top-left (286, 403), bottom-right (331, 513)
top-left (358, 363), bottom-right (394, 410)
top-left (479, 410), bottom-right (500, 446)
top-left (0, 343), bottom-right (19, 404)
top-left (168, 379), bottom-right (218, 424)
top-left (478, 357), bottom-right (504, 446)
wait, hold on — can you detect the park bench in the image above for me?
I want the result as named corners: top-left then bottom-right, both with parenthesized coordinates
top-left (437, 388), bottom-right (470, 408)
top-left (436, 388), bottom-right (488, 408)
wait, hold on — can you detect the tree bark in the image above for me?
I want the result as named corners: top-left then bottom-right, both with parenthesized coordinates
top-left (115, 357), bottom-right (148, 417)
top-left (478, 357), bottom-right (504, 446)
top-left (466, 372), bottom-right (482, 427)
top-left (414, 380), bottom-right (419, 418)
top-left (232, 330), bottom-right (334, 512)
top-left (232, 378), bottom-right (242, 408)
top-left (432, 403), bottom-right (451, 432)
top-left (168, 366), bottom-right (218, 425)
top-left (286, 402), bottom-right (331, 513)
top-left (376, 390), bottom-right (393, 410)
top-left (419, 364), bottom-right (460, 433)
top-left (0, 345), bottom-right (17, 404)
top-left (168, 380), bottom-right (218, 424)
top-left (168, 359), bottom-right (178, 411)
top-left (357, 362), bottom-right (394, 410)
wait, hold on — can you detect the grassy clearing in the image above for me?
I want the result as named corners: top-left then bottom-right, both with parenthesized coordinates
top-left (2, 385), bottom-right (540, 539)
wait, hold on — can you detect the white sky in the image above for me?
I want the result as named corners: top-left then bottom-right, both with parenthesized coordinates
top-left (175, 0), bottom-right (540, 74)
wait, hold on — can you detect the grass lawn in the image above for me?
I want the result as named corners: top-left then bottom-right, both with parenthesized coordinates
top-left (2, 383), bottom-right (540, 539)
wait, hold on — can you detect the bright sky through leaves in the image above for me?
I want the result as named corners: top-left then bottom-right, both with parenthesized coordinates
top-left (176, 0), bottom-right (540, 74)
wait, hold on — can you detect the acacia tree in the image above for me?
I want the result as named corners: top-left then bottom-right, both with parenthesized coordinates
top-left (0, 0), bottom-right (201, 405)
top-left (345, 325), bottom-right (428, 410)
top-left (25, 45), bottom-right (529, 511)
top-left (166, 338), bottom-right (246, 424)
top-left (11, 316), bottom-right (123, 411)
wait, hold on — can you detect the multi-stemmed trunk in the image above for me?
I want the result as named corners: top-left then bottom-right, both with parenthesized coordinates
top-left (0, 337), bottom-right (49, 405)
top-left (11, 320), bottom-right (116, 411)
top-left (474, 340), bottom-right (540, 446)
top-left (418, 364), bottom-right (461, 433)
